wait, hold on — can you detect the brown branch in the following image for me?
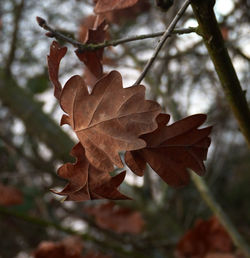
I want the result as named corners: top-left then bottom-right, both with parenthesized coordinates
top-left (36, 16), bottom-right (197, 51)
top-left (191, 0), bottom-right (250, 147)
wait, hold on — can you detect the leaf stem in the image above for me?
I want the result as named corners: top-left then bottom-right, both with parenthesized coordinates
top-left (36, 16), bottom-right (197, 51)
top-left (134, 0), bottom-right (191, 85)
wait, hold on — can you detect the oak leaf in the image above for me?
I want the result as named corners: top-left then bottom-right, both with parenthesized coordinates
top-left (176, 216), bottom-right (233, 258)
top-left (51, 143), bottom-right (129, 201)
top-left (94, 0), bottom-right (139, 14)
top-left (47, 41), bottom-right (67, 100)
top-left (125, 114), bottom-right (212, 187)
top-left (85, 202), bottom-right (145, 234)
top-left (60, 71), bottom-right (161, 172)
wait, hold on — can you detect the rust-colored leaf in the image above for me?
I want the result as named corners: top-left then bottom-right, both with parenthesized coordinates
top-left (47, 41), bottom-right (67, 100)
top-left (176, 216), bottom-right (233, 258)
top-left (33, 237), bottom-right (83, 258)
top-left (100, 0), bottom-right (151, 25)
top-left (0, 184), bottom-right (23, 206)
top-left (60, 71), bottom-right (161, 172)
top-left (76, 17), bottom-right (108, 88)
top-left (85, 202), bottom-right (145, 234)
top-left (94, 0), bottom-right (139, 13)
top-left (51, 143), bottom-right (129, 201)
top-left (125, 114), bottom-right (212, 187)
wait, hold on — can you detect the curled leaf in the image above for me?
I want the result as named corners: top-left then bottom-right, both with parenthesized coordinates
top-left (60, 71), bottom-right (161, 172)
top-left (51, 143), bottom-right (129, 201)
top-left (125, 114), bottom-right (212, 187)
top-left (76, 18), bottom-right (108, 88)
top-left (47, 41), bottom-right (67, 100)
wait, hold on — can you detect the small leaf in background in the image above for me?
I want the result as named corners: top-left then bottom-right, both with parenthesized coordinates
top-left (59, 71), bottom-right (161, 172)
top-left (94, 0), bottom-right (139, 13)
top-left (0, 184), bottom-right (23, 206)
top-left (176, 216), bottom-right (233, 258)
top-left (125, 114), bottom-right (212, 187)
top-left (51, 143), bottom-right (129, 201)
top-left (33, 237), bottom-right (83, 258)
top-left (85, 202), bottom-right (145, 234)
top-left (47, 41), bottom-right (67, 100)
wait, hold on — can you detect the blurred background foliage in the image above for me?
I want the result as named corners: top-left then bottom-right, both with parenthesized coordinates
top-left (0, 0), bottom-right (249, 257)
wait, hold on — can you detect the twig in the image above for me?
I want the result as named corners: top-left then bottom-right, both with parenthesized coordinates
top-left (0, 206), bottom-right (148, 258)
top-left (134, 0), bottom-right (191, 85)
top-left (191, 172), bottom-right (250, 257)
top-left (36, 16), bottom-right (197, 51)
top-left (5, 0), bottom-right (25, 75)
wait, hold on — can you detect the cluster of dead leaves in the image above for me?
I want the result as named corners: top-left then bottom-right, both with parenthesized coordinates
top-left (176, 216), bottom-right (241, 258)
top-left (77, 0), bottom-right (150, 88)
top-left (46, 0), bottom-right (212, 202)
top-left (33, 236), bottom-right (110, 258)
top-left (0, 183), bottom-right (23, 206)
top-left (85, 202), bottom-right (145, 234)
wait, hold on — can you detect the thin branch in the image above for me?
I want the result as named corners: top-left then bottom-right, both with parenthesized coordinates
top-left (191, 172), bottom-right (250, 257)
top-left (36, 16), bottom-right (197, 51)
top-left (5, 0), bottom-right (25, 75)
top-left (0, 206), bottom-right (148, 258)
top-left (134, 0), bottom-right (191, 85)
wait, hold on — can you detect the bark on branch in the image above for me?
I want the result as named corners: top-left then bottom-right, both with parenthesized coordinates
top-left (191, 0), bottom-right (250, 147)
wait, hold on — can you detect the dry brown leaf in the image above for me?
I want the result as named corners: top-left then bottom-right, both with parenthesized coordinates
top-left (59, 71), bottom-right (161, 172)
top-left (0, 184), bottom-right (23, 206)
top-left (76, 18), bottom-right (108, 88)
top-left (176, 216), bottom-right (233, 258)
top-left (94, 0), bottom-right (139, 13)
top-left (52, 143), bottom-right (129, 201)
top-left (125, 114), bottom-right (212, 187)
top-left (100, 0), bottom-right (151, 25)
top-left (47, 41), bottom-right (67, 100)
top-left (85, 202), bottom-right (144, 234)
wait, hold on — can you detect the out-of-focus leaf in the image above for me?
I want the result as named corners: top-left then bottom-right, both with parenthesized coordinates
top-left (85, 202), bottom-right (145, 234)
top-left (0, 184), bottom-right (23, 206)
top-left (176, 216), bottom-right (233, 258)
top-left (94, 0), bottom-right (139, 13)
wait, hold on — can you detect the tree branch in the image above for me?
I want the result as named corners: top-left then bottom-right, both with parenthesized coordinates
top-left (0, 206), bottom-right (149, 258)
top-left (191, 0), bottom-right (250, 147)
top-left (134, 0), bottom-right (191, 85)
top-left (5, 0), bottom-right (25, 75)
top-left (36, 16), bottom-right (197, 51)
top-left (0, 75), bottom-right (74, 162)
top-left (191, 172), bottom-right (250, 257)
